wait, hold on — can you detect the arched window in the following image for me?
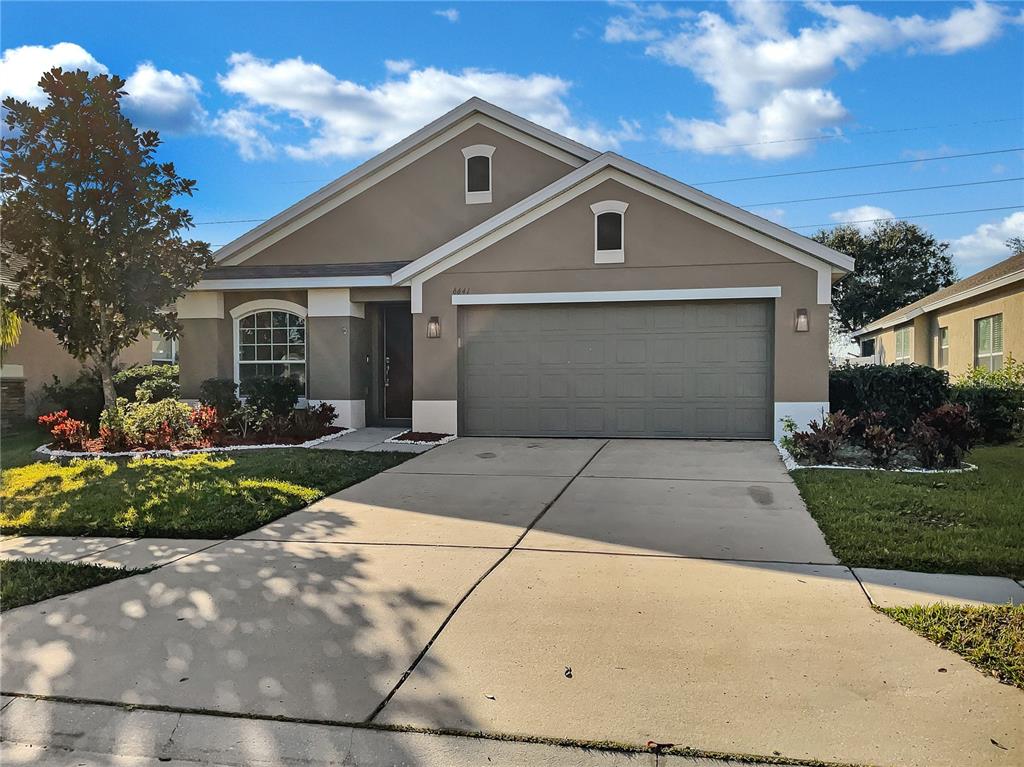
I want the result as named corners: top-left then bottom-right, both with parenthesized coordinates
top-left (230, 300), bottom-right (307, 388)
top-left (590, 200), bottom-right (628, 263)
top-left (462, 144), bottom-right (495, 204)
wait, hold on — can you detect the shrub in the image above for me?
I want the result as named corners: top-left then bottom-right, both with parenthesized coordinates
top-left (952, 357), bottom-right (1024, 443)
top-left (289, 402), bottom-right (337, 439)
top-left (228, 403), bottom-right (270, 439)
top-left (98, 399), bottom-right (131, 451)
top-left (190, 405), bottom-right (223, 444)
top-left (240, 376), bottom-right (302, 417)
top-left (857, 412), bottom-right (901, 468)
top-left (38, 410), bottom-right (90, 450)
top-left (114, 364), bottom-right (180, 402)
top-left (910, 404), bottom-right (980, 469)
top-left (42, 368), bottom-right (106, 425)
top-left (830, 364), bottom-right (950, 432)
top-left (123, 398), bottom-right (200, 449)
top-left (790, 411), bottom-right (855, 465)
top-left (199, 378), bottom-right (240, 418)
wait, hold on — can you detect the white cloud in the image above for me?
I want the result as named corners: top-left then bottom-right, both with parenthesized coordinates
top-left (434, 8), bottom-right (459, 23)
top-left (608, 1), bottom-right (1018, 158)
top-left (216, 52), bottom-right (640, 160)
top-left (123, 62), bottom-right (206, 133)
top-left (830, 205), bottom-right (897, 232)
top-left (949, 211), bottom-right (1024, 269)
top-left (210, 107), bottom-right (275, 160)
top-left (385, 58), bottom-right (415, 75)
top-left (0, 42), bottom-right (206, 135)
top-left (0, 42), bottom-right (106, 105)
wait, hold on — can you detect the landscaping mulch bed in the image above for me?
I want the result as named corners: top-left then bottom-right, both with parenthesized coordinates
top-left (387, 431), bottom-right (453, 443)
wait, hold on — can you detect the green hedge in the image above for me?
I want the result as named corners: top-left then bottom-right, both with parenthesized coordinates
top-left (830, 364), bottom-right (950, 432)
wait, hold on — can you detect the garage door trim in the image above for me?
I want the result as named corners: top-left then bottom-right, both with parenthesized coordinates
top-left (451, 286), bottom-right (782, 306)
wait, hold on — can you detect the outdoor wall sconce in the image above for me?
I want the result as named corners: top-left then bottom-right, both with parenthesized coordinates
top-left (795, 308), bottom-right (809, 332)
top-left (426, 316), bottom-right (441, 338)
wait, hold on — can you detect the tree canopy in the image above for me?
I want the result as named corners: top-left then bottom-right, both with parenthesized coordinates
top-left (1, 68), bottom-right (211, 407)
top-left (814, 221), bottom-right (957, 333)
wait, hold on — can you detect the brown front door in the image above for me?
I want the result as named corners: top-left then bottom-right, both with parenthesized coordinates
top-left (383, 304), bottom-right (413, 420)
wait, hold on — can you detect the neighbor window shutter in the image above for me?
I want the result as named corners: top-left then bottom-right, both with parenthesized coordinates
top-left (992, 314), bottom-right (1003, 352)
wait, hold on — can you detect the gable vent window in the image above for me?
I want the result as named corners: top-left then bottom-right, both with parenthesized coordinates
top-left (462, 144), bottom-right (494, 204)
top-left (590, 200), bottom-right (628, 263)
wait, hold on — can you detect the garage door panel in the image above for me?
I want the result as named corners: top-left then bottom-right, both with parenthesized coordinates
top-left (459, 301), bottom-right (772, 438)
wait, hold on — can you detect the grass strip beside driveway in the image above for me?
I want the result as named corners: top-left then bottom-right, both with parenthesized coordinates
top-left (1, 559), bottom-right (148, 611)
top-left (883, 603), bottom-right (1024, 690)
top-left (1, 449), bottom-right (411, 538)
top-left (792, 445), bottom-right (1024, 579)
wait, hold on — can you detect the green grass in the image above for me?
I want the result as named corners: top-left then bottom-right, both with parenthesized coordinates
top-left (0, 559), bottom-right (147, 611)
top-left (792, 445), bottom-right (1024, 579)
top-left (1, 424), bottom-right (49, 470)
top-left (883, 603), bottom-right (1024, 690)
top-left (1, 448), bottom-right (411, 538)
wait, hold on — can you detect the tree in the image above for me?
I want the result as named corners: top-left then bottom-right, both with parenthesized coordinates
top-left (814, 221), bottom-right (957, 333)
top-left (1006, 236), bottom-right (1024, 257)
top-left (1, 68), bottom-right (211, 409)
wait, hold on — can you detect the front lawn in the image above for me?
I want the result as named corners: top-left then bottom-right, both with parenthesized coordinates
top-left (1, 559), bottom-right (147, 611)
top-left (1, 449), bottom-right (411, 538)
top-left (792, 445), bottom-right (1024, 579)
top-left (883, 603), bottom-right (1024, 690)
top-left (1, 424), bottom-right (50, 470)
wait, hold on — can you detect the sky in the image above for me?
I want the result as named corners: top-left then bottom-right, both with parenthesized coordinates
top-left (2, 1), bottom-right (1023, 277)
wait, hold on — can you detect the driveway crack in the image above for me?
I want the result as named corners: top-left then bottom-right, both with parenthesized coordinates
top-left (364, 440), bottom-right (611, 722)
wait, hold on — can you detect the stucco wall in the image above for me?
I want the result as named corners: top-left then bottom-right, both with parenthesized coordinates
top-left (2, 323), bottom-right (150, 417)
top-left (933, 283), bottom-right (1023, 377)
top-left (415, 178), bottom-right (829, 406)
top-left (246, 123), bottom-right (575, 267)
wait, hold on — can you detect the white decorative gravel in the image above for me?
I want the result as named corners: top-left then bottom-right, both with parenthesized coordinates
top-left (775, 443), bottom-right (977, 474)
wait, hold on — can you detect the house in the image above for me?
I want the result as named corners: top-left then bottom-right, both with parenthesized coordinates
top-left (177, 98), bottom-right (854, 441)
top-left (852, 252), bottom-right (1023, 375)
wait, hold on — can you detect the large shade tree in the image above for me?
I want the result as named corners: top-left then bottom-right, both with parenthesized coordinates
top-left (1, 68), bottom-right (211, 409)
top-left (815, 221), bottom-right (957, 333)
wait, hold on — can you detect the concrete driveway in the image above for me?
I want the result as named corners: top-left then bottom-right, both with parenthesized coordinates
top-left (2, 438), bottom-right (1021, 767)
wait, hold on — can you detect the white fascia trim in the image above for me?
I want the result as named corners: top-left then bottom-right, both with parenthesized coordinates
top-left (452, 287), bottom-right (782, 306)
top-left (413, 400), bottom-right (458, 435)
top-left (213, 100), bottom-right (595, 266)
top-left (229, 298), bottom-right (308, 319)
top-left (196, 275), bottom-right (392, 291)
top-left (307, 288), bottom-right (364, 318)
top-left (854, 269), bottom-right (1024, 336)
top-left (774, 401), bottom-right (829, 443)
top-left (395, 159), bottom-right (851, 294)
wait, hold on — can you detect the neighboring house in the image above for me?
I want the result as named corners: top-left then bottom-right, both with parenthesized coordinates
top-left (0, 248), bottom-right (153, 420)
top-left (852, 253), bottom-right (1023, 376)
top-left (178, 98), bottom-right (854, 441)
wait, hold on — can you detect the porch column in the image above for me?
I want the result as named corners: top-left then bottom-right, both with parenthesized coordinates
top-left (307, 288), bottom-right (368, 428)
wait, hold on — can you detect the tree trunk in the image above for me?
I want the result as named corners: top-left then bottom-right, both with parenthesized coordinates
top-left (97, 355), bottom-right (117, 412)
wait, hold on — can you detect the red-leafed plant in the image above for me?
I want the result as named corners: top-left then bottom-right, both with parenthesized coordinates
top-left (910, 403), bottom-right (980, 469)
top-left (790, 410), bottom-right (855, 465)
top-left (856, 411), bottom-right (902, 468)
top-left (38, 410), bottom-right (90, 450)
top-left (190, 404), bottom-right (223, 445)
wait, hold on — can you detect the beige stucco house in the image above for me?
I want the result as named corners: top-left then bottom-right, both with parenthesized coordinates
top-left (177, 98), bottom-right (854, 440)
top-left (852, 252), bottom-right (1023, 376)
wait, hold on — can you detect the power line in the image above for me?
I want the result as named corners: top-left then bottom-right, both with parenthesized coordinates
top-left (742, 176), bottom-right (1024, 208)
top-left (636, 116), bottom-right (1024, 156)
top-left (790, 204), bottom-right (1023, 231)
top-left (693, 147), bottom-right (1023, 185)
top-left (195, 217), bottom-right (266, 225)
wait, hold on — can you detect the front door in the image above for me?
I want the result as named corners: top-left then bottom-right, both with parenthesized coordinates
top-left (383, 304), bottom-right (413, 420)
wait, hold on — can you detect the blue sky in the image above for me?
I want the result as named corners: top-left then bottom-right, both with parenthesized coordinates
top-left (3, 1), bottom-right (1022, 276)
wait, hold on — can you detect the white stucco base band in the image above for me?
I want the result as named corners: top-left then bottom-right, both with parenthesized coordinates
top-left (773, 401), bottom-right (829, 443)
top-left (315, 400), bottom-right (366, 429)
top-left (412, 400), bottom-right (458, 435)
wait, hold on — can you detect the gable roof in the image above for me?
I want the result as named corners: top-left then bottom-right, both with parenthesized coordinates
top-left (854, 251), bottom-right (1024, 336)
top-left (212, 98), bottom-right (599, 265)
top-left (392, 152), bottom-right (854, 288)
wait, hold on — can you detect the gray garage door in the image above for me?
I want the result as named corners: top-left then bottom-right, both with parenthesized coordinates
top-left (458, 301), bottom-right (773, 438)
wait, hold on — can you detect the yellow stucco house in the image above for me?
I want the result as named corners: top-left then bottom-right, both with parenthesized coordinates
top-left (853, 252), bottom-right (1023, 376)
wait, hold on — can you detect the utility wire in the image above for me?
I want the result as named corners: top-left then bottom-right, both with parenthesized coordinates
top-left (790, 204), bottom-right (1023, 231)
top-left (635, 116), bottom-right (1024, 155)
top-left (741, 176), bottom-right (1024, 207)
top-left (692, 147), bottom-right (1023, 185)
